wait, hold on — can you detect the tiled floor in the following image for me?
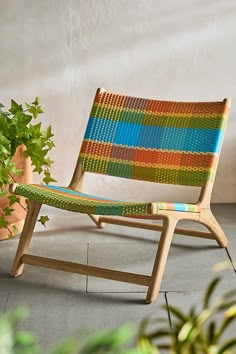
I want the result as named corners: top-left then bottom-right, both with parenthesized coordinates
top-left (0, 204), bottom-right (236, 352)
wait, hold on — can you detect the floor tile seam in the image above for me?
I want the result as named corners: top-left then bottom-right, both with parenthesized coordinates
top-left (86, 244), bottom-right (89, 292)
top-left (164, 292), bottom-right (172, 329)
top-left (225, 247), bottom-right (236, 275)
top-left (3, 293), bottom-right (10, 313)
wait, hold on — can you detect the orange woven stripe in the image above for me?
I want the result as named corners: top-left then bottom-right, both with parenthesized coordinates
top-left (80, 141), bottom-right (112, 158)
top-left (94, 92), bottom-right (225, 115)
top-left (94, 92), bottom-right (126, 107)
top-left (81, 140), bottom-right (217, 169)
top-left (146, 101), bottom-right (225, 114)
top-left (134, 149), bottom-right (217, 168)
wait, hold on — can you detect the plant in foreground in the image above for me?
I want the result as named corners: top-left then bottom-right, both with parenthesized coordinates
top-left (139, 276), bottom-right (236, 353)
top-left (0, 276), bottom-right (235, 354)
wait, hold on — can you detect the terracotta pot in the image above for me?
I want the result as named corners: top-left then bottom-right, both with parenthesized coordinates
top-left (0, 145), bottom-right (32, 240)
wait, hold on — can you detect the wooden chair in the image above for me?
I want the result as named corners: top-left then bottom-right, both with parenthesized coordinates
top-left (9, 88), bottom-right (231, 303)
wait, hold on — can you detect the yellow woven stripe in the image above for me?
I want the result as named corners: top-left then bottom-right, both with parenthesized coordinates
top-left (80, 140), bottom-right (218, 156)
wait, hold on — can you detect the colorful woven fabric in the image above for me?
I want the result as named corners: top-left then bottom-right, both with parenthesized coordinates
top-left (14, 184), bottom-right (201, 215)
top-left (12, 90), bottom-right (229, 217)
top-left (78, 91), bottom-right (229, 187)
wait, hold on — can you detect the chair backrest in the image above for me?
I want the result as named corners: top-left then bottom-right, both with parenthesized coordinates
top-left (78, 89), bottom-right (230, 187)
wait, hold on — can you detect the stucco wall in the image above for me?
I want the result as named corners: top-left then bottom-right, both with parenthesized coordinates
top-left (1, 0), bottom-right (236, 203)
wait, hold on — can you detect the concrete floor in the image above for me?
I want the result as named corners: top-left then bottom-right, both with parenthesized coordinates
top-left (0, 204), bottom-right (236, 352)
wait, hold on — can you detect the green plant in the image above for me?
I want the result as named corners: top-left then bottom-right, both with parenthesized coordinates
top-left (0, 308), bottom-right (144, 354)
top-left (138, 276), bottom-right (236, 353)
top-left (0, 97), bottom-right (56, 237)
top-left (0, 276), bottom-right (235, 354)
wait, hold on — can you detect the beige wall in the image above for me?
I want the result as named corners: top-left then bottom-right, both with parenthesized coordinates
top-left (1, 0), bottom-right (236, 203)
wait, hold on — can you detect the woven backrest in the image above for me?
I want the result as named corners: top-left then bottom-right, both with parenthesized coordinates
top-left (78, 89), bottom-right (230, 187)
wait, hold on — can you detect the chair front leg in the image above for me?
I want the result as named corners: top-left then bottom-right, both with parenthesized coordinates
top-left (146, 216), bottom-right (177, 304)
top-left (10, 200), bottom-right (42, 277)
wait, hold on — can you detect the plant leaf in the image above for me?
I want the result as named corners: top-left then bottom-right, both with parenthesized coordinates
top-left (0, 216), bottom-right (9, 228)
top-left (216, 305), bottom-right (236, 341)
top-left (32, 97), bottom-right (40, 105)
top-left (43, 170), bottom-right (57, 185)
top-left (207, 321), bottom-right (216, 345)
top-left (9, 99), bottom-right (23, 114)
top-left (217, 338), bottom-right (236, 354)
top-left (165, 304), bottom-right (187, 323)
top-left (3, 206), bottom-right (15, 216)
top-left (8, 195), bottom-right (21, 205)
top-left (203, 277), bottom-right (221, 309)
top-left (38, 215), bottom-right (50, 226)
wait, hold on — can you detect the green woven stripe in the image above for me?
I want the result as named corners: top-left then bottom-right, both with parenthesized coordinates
top-left (107, 161), bottom-right (133, 178)
top-left (92, 105), bottom-right (145, 124)
top-left (120, 110), bottom-right (145, 124)
top-left (187, 204), bottom-right (198, 212)
top-left (91, 105), bottom-right (122, 121)
top-left (80, 155), bottom-right (214, 187)
top-left (79, 156), bottom-right (109, 174)
top-left (143, 113), bottom-right (224, 129)
top-left (91, 103), bottom-right (224, 129)
top-left (132, 165), bottom-right (213, 186)
top-left (15, 184), bottom-right (150, 216)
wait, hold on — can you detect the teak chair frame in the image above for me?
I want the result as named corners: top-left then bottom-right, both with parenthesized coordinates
top-left (10, 89), bottom-right (230, 304)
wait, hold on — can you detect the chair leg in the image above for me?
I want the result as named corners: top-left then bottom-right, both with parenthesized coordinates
top-left (88, 214), bottom-right (105, 228)
top-left (146, 216), bottom-right (177, 304)
top-left (200, 209), bottom-right (228, 248)
top-left (10, 201), bottom-right (42, 277)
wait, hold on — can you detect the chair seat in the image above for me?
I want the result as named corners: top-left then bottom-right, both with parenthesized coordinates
top-left (14, 183), bottom-right (201, 216)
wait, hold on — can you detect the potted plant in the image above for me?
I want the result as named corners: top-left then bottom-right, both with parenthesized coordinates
top-left (0, 97), bottom-right (55, 240)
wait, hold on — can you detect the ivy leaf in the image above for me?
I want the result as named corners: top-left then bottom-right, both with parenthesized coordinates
top-left (42, 126), bottom-right (54, 139)
top-left (46, 141), bottom-right (55, 150)
top-left (37, 106), bottom-right (43, 114)
top-left (3, 207), bottom-right (15, 216)
top-left (27, 105), bottom-right (38, 118)
top-left (32, 97), bottom-right (40, 106)
top-left (9, 100), bottom-right (23, 114)
top-left (0, 216), bottom-right (8, 228)
top-left (44, 158), bottom-right (54, 168)
top-left (12, 225), bottom-right (19, 234)
top-left (43, 170), bottom-right (57, 185)
top-left (27, 105), bottom-right (43, 118)
top-left (38, 215), bottom-right (49, 226)
top-left (0, 102), bottom-right (4, 108)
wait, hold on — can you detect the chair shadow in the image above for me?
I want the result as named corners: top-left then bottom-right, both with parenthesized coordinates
top-left (0, 273), bottom-right (150, 305)
top-left (33, 225), bottom-right (158, 244)
top-left (33, 225), bottom-right (219, 250)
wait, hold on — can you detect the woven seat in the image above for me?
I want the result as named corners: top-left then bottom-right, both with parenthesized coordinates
top-left (14, 184), bottom-right (201, 215)
top-left (10, 88), bottom-right (231, 304)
